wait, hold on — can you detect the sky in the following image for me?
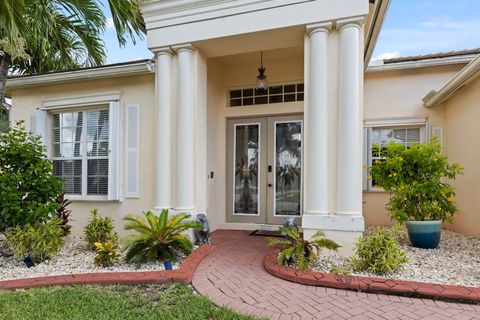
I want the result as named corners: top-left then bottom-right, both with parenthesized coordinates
top-left (102, 0), bottom-right (480, 63)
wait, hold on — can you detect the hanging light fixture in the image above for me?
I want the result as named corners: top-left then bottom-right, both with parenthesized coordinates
top-left (256, 51), bottom-right (268, 93)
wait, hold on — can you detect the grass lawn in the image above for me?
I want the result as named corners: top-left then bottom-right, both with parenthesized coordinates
top-left (0, 284), bottom-right (263, 320)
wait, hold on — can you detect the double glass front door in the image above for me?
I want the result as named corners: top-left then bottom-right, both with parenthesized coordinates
top-left (226, 115), bottom-right (303, 225)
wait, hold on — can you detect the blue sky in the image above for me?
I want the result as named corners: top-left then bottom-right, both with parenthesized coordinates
top-left (102, 0), bottom-right (480, 63)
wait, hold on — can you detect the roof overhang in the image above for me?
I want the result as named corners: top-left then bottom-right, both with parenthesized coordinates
top-left (423, 55), bottom-right (480, 108)
top-left (5, 60), bottom-right (153, 95)
top-left (364, 0), bottom-right (391, 69)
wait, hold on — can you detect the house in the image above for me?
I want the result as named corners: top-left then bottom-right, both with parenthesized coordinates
top-left (4, 0), bottom-right (480, 255)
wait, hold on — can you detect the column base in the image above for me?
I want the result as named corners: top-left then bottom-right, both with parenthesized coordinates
top-left (302, 213), bottom-right (364, 257)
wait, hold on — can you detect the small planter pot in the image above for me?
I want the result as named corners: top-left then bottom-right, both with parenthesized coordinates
top-left (163, 260), bottom-right (173, 270)
top-left (23, 256), bottom-right (35, 268)
top-left (405, 220), bottom-right (442, 249)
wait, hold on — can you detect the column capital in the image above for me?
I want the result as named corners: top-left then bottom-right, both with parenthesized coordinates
top-left (151, 46), bottom-right (174, 56)
top-left (336, 16), bottom-right (365, 32)
top-left (172, 43), bottom-right (195, 53)
top-left (306, 21), bottom-right (332, 35)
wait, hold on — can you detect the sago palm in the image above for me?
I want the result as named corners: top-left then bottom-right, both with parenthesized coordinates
top-left (267, 226), bottom-right (340, 270)
top-left (123, 210), bottom-right (200, 263)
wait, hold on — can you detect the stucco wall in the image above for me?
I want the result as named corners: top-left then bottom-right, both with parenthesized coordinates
top-left (363, 64), bottom-right (463, 226)
top-left (9, 74), bottom-right (155, 235)
top-left (442, 76), bottom-right (480, 237)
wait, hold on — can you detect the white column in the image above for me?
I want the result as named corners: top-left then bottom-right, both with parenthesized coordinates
top-left (174, 44), bottom-right (195, 211)
top-left (154, 48), bottom-right (174, 210)
top-left (337, 19), bottom-right (363, 216)
top-left (304, 23), bottom-right (331, 217)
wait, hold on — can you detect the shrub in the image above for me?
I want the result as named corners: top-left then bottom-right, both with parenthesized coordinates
top-left (56, 193), bottom-right (72, 236)
top-left (5, 218), bottom-right (65, 264)
top-left (267, 226), bottom-right (340, 270)
top-left (370, 139), bottom-right (463, 223)
top-left (329, 266), bottom-right (352, 276)
top-left (122, 209), bottom-right (200, 263)
top-left (350, 226), bottom-right (409, 275)
top-left (84, 209), bottom-right (118, 250)
top-left (94, 241), bottom-right (119, 267)
top-left (0, 121), bottom-right (63, 231)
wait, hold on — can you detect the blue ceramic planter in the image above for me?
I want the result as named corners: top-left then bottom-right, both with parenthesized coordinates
top-left (163, 260), bottom-right (173, 270)
top-left (405, 220), bottom-right (442, 249)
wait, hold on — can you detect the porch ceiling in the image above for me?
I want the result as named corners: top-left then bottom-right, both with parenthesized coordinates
top-left (193, 26), bottom-right (305, 58)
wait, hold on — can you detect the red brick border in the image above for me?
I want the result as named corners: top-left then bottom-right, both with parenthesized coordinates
top-left (0, 244), bottom-right (214, 290)
top-left (264, 248), bottom-right (480, 303)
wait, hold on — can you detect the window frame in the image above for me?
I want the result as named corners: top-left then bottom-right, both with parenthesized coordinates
top-left (364, 122), bottom-right (426, 192)
top-left (51, 106), bottom-right (110, 199)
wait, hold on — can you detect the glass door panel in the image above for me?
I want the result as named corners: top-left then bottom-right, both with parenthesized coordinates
top-left (234, 124), bottom-right (260, 215)
top-left (274, 121), bottom-right (302, 217)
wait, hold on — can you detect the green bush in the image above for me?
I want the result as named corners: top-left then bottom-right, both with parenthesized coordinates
top-left (5, 218), bottom-right (65, 264)
top-left (267, 226), bottom-right (340, 270)
top-left (94, 241), bottom-right (119, 267)
top-left (84, 209), bottom-right (118, 250)
top-left (350, 226), bottom-right (409, 275)
top-left (370, 139), bottom-right (463, 223)
top-left (123, 209), bottom-right (200, 263)
top-left (0, 121), bottom-right (63, 231)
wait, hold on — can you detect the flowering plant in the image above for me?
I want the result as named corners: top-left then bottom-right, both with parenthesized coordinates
top-left (370, 138), bottom-right (463, 222)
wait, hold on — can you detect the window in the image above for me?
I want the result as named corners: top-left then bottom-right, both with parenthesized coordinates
top-left (366, 126), bottom-right (423, 190)
top-left (229, 82), bottom-right (304, 107)
top-left (52, 109), bottom-right (109, 196)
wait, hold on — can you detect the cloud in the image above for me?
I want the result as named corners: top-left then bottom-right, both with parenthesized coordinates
top-left (373, 51), bottom-right (402, 61)
top-left (374, 15), bottom-right (480, 57)
top-left (105, 17), bottom-right (114, 30)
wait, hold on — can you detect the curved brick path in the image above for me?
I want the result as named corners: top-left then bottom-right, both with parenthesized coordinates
top-left (192, 230), bottom-right (480, 320)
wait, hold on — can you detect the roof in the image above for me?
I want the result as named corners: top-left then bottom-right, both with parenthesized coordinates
top-left (5, 59), bottom-right (154, 93)
top-left (384, 48), bottom-right (480, 64)
top-left (423, 54), bottom-right (480, 108)
top-left (7, 59), bottom-right (152, 79)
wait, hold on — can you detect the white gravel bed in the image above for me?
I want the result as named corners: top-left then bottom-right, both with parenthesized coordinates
top-left (0, 236), bottom-right (184, 281)
top-left (312, 227), bottom-right (480, 288)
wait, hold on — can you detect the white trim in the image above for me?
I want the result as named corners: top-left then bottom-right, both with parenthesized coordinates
top-left (108, 102), bottom-right (122, 201)
top-left (367, 55), bottom-right (474, 73)
top-left (423, 55), bottom-right (480, 108)
top-left (364, 117), bottom-right (427, 127)
top-left (6, 62), bottom-right (152, 90)
top-left (43, 92), bottom-right (121, 109)
top-left (272, 120), bottom-right (303, 218)
top-left (232, 122), bottom-right (261, 216)
top-left (364, 0), bottom-right (391, 69)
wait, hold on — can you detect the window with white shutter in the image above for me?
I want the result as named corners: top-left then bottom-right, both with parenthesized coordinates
top-left (365, 125), bottom-right (424, 190)
top-left (52, 108), bottom-right (111, 197)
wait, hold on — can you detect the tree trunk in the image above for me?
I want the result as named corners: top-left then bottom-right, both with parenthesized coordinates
top-left (0, 52), bottom-right (12, 106)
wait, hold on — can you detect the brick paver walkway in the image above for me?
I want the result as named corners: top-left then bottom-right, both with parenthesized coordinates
top-left (192, 230), bottom-right (480, 320)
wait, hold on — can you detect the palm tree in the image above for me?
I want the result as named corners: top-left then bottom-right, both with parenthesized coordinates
top-left (0, 0), bottom-right (145, 106)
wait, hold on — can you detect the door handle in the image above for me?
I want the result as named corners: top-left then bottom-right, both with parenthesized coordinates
top-left (267, 165), bottom-right (272, 173)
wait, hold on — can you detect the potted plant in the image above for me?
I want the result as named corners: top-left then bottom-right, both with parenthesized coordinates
top-left (370, 139), bottom-right (463, 249)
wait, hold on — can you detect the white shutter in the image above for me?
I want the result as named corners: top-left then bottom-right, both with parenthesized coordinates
top-left (125, 104), bottom-right (140, 198)
top-left (108, 101), bottom-right (122, 201)
top-left (432, 126), bottom-right (444, 150)
top-left (362, 127), bottom-right (368, 191)
top-left (29, 109), bottom-right (47, 146)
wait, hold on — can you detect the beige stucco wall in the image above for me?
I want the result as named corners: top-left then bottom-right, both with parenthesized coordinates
top-left (9, 74), bottom-right (156, 235)
top-left (441, 76), bottom-right (480, 237)
top-left (363, 64), bottom-right (463, 226)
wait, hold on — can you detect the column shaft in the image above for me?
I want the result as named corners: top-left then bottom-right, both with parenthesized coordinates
top-left (304, 25), bottom-right (331, 216)
top-left (175, 46), bottom-right (195, 211)
top-left (337, 22), bottom-right (363, 215)
top-left (154, 50), bottom-right (173, 210)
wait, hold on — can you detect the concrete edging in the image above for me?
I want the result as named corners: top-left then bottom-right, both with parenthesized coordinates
top-left (264, 248), bottom-right (480, 303)
top-left (0, 244), bottom-right (215, 290)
